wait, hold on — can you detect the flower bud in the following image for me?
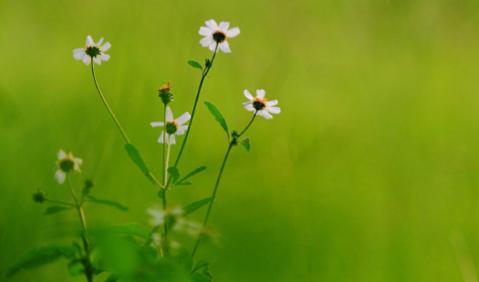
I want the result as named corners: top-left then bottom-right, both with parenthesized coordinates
top-left (158, 82), bottom-right (174, 105)
top-left (33, 191), bottom-right (46, 203)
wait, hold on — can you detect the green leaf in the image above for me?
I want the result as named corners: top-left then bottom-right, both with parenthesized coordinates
top-left (241, 138), bottom-right (251, 152)
top-left (124, 143), bottom-right (153, 182)
top-left (204, 101), bottom-right (229, 138)
top-left (86, 196), bottom-right (128, 211)
top-left (45, 206), bottom-right (72, 215)
top-left (7, 245), bottom-right (77, 277)
top-left (187, 60), bottom-right (203, 70)
top-left (168, 166), bottom-right (180, 183)
top-left (191, 272), bottom-right (212, 282)
top-left (176, 166), bottom-right (207, 185)
top-left (183, 197), bottom-right (211, 216)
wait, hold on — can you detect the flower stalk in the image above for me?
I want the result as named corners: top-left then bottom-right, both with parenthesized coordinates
top-left (67, 176), bottom-right (94, 282)
top-left (191, 112), bottom-right (257, 258)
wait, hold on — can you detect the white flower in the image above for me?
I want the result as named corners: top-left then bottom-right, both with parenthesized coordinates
top-left (73, 35), bottom-right (111, 65)
top-left (199, 19), bottom-right (240, 53)
top-left (243, 89), bottom-right (281, 119)
top-left (150, 107), bottom-right (191, 145)
top-left (55, 150), bottom-right (82, 184)
top-left (148, 207), bottom-right (183, 227)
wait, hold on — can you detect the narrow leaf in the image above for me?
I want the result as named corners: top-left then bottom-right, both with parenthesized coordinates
top-left (86, 196), bottom-right (128, 211)
top-left (45, 206), bottom-right (71, 215)
top-left (7, 245), bottom-right (77, 277)
top-left (187, 60), bottom-right (203, 69)
top-left (168, 166), bottom-right (180, 183)
top-left (183, 197), bottom-right (211, 216)
top-left (241, 138), bottom-right (251, 152)
top-left (124, 143), bottom-right (153, 181)
top-left (204, 101), bottom-right (229, 138)
top-left (105, 274), bottom-right (120, 282)
top-left (176, 166), bottom-right (207, 185)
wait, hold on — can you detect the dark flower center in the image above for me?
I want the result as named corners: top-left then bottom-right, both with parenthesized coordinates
top-left (212, 31), bottom-right (226, 43)
top-left (253, 100), bottom-right (266, 111)
top-left (59, 159), bottom-right (75, 173)
top-left (85, 46), bottom-right (101, 58)
top-left (165, 122), bottom-right (178, 134)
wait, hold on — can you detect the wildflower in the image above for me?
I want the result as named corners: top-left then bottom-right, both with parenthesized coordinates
top-left (243, 89), bottom-right (281, 119)
top-left (148, 207), bottom-right (183, 227)
top-left (199, 19), bottom-right (240, 53)
top-left (73, 35), bottom-right (111, 65)
top-left (150, 107), bottom-right (191, 144)
top-left (55, 150), bottom-right (82, 184)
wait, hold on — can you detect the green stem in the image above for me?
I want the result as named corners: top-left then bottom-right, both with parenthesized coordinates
top-left (90, 59), bottom-right (130, 144)
top-left (67, 176), bottom-right (94, 282)
top-left (173, 44), bottom-right (219, 168)
top-left (89, 59), bottom-right (165, 190)
top-left (44, 198), bottom-right (75, 207)
top-left (191, 112), bottom-right (257, 258)
top-left (161, 105), bottom-right (172, 256)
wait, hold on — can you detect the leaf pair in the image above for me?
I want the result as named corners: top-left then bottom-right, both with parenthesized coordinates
top-left (168, 166), bottom-right (207, 187)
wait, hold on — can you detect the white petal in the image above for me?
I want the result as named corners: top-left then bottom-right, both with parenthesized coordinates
top-left (82, 56), bottom-right (91, 65)
top-left (266, 100), bottom-right (278, 106)
top-left (244, 103), bottom-right (254, 112)
top-left (101, 54), bottom-right (110, 61)
top-left (256, 89), bottom-right (266, 98)
top-left (93, 56), bottom-right (102, 65)
top-left (205, 19), bottom-right (218, 29)
top-left (226, 27), bottom-right (240, 38)
top-left (200, 36), bottom-right (214, 47)
top-left (73, 48), bottom-right (85, 60)
top-left (86, 35), bottom-right (94, 46)
top-left (151, 121), bottom-right (164, 127)
top-left (199, 27), bottom-right (212, 36)
top-left (208, 42), bottom-right (218, 52)
top-left (177, 125), bottom-right (188, 135)
top-left (97, 37), bottom-right (104, 45)
top-left (158, 131), bottom-right (165, 144)
top-left (268, 106), bottom-right (281, 114)
top-left (176, 112), bottom-right (191, 125)
top-left (259, 110), bottom-right (273, 119)
top-left (219, 41), bottom-right (231, 53)
top-left (58, 150), bottom-right (66, 160)
top-left (165, 106), bottom-right (174, 122)
top-left (243, 89), bottom-right (254, 100)
top-left (219, 21), bottom-right (230, 31)
top-left (55, 170), bottom-right (66, 184)
top-left (169, 135), bottom-right (176, 144)
top-left (101, 42), bottom-right (111, 52)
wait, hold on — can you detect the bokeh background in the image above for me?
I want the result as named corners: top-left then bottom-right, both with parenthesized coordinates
top-left (2, 0), bottom-right (479, 281)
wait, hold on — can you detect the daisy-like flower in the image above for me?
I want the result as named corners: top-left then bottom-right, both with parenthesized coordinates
top-left (148, 207), bottom-right (183, 227)
top-left (55, 150), bottom-right (82, 184)
top-left (150, 107), bottom-right (191, 145)
top-left (199, 19), bottom-right (240, 53)
top-left (73, 35), bottom-right (111, 65)
top-left (243, 89), bottom-right (281, 119)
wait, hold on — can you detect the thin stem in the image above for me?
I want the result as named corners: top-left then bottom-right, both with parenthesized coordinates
top-left (238, 112), bottom-right (257, 136)
top-left (67, 176), bottom-right (94, 282)
top-left (191, 113), bottom-right (258, 258)
top-left (191, 142), bottom-right (233, 258)
top-left (173, 44), bottom-right (219, 168)
top-left (90, 59), bottom-right (130, 144)
top-left (161, 104), bottom-right (172, 256)
top-left (89, 59), bottom-right (164, 190)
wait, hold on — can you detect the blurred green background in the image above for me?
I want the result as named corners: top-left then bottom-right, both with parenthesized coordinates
top-left (2, 0), bottom-right (479, 281)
